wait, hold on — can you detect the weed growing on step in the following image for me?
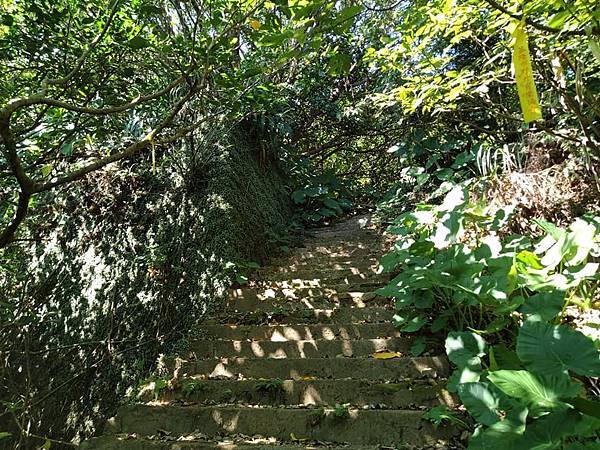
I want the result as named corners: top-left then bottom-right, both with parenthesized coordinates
top-left (181, 379), bottom-right (208, 399)
top-left (254, 378), bottom-right (284, 394)
top-left (422, 405), bottom-right (469, 429)
top-left (332, 404), bottom-right (350, 420)
top-left (221, 389), bottom-right (234, 402)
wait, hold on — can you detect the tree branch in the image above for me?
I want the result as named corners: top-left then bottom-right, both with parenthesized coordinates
top-left (45, 0), bottom-right (122, 87)
top-left (2, 76), bottom-right (185, 120)
top-left (483, 0), bottom-right (599, 37)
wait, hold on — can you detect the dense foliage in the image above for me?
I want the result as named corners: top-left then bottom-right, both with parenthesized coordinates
top-left (1, 0), bottom-right (599, 447)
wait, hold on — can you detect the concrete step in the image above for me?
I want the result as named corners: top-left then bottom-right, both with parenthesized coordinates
top-left (270, 253), bottom-right (383, 267)
top-left (158, 378), bottom-right (454, 408)
top-left (256, 267), bottom-right (386, 283)
top-left (225, 287), bottom-right (388, 312)
top-left (189, 337), bottom-right (413, 359)
top-left (298, 240), bottom-right (385, 252)
top-left (216, 306), bottom-right (395, 325)
top-left (83, 435), bottom-right (382, 449)
top-left (252, 271), bottom-right (391, 295)
top-left (178, 356), bottom-right (449, 381)
top-left (262, 259), bottom-right (381, 273)
top-left (105, 405), bottom-right (455, 446)
top-left (284, 250), bottom-right (385, 262)
top-left (198, 323), bottom-right (402, 341)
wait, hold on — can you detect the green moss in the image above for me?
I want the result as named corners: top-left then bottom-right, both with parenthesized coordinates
top-left (0, 125), bottom-right (293, 444)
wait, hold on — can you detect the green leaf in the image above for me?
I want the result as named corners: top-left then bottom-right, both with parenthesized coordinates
top-left (430, 312), bottom-right (450, 332)
top-left (60, 141), bottom-right (73, 156)
top-left (547, 11), bottom-right (571, 29)
top-left (422, 404), bottom-right (466, 429)
top-left (468, 426), bottom-right (514, 450)
top-left (375, 284), bottom-right (407, 299)
top-left (447, 357), bottom-right (482, 392)
top-left (41, 163), bottom-right (53, 177)
top-left (445, 331), bottom-right (487, 367)
top-left (534, 218), bottom-right (564, 240)
top-left (488, 370), bottom-right (581, 418)
top-left (304, 186), bottom-right (327, 197)
top-left (435, 168), bottom-right (454, 181)
top-left (335, 5), bottom-right (363, 24)
top-left (127, 35), bottom-right (151, 49)
top-left (516, 250), bottom-right (543, 270)
top-left (484, 317), bottom-right (510, 334)
top-left (317, 207), bottom-right (336, 217)
top-left (491, 345), bottom-right (522, 370)
top-left (414, 290), bottom-right (434, 308)
top-left (519, 291), bottom-right (565, 321)
top-left (569, 397), bottom-right (600, 419)
top-left (458, 382), bottom-right (528, 432)
top-left (410, 336), bottom-right (426, 356)
top-left (402, 315), bottom-right (428, 332)
top-left (291, 190), bottom-right (306, 204)
top-left (328, 53), bottom-right (352, 75)
top-left (564, 219), bottom-right (596, 266)
top-left (0, 432), bottom-right (11, 440)
top-left (516, 410), bottom-right (600, 449)
top-left (322, 197), bottom-right (342, 212)
top-left (516, 321), bottom-right (600, 377)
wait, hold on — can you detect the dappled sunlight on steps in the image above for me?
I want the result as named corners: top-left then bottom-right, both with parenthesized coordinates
top-left (82, 215), bottom-right (457, 449)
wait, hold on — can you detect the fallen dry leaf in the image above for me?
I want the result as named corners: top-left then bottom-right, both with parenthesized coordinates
top-left (372, 351), bottom-right (403, 359)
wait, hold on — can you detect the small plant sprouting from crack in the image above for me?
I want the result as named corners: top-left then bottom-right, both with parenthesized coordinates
top-left (333, 403), bottom-right (350, 420)
top-left (255, 378), bottom-right (284, 395)
top-left (181, 379), bottom-right (207, 399)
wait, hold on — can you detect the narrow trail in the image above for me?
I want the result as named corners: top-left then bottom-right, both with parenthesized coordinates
top-left (84, 215), bottom-right (455, 449)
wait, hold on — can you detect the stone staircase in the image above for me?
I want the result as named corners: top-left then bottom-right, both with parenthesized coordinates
top-left (83, 215), bottom-right (456, 449)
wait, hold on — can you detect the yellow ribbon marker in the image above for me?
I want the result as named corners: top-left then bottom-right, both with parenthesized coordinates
top-left (511, 20), bottom-right (542, 123)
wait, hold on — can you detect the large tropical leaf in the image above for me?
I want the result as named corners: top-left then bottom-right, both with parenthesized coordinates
top-left (516, 322), bottom-right (600, 377)
top-left (487, 370), bottom-right (581, 417)
top-left (458, 382), bottom-right (528, 433)
top-left (514, 410), bottom-right (600, 450)
top-left (445, 331), bottom-right (487, 367)
top-left (519, 291), bottom-right (565, 321)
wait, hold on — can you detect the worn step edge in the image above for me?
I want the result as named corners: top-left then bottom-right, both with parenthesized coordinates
top-left (253, 274), bottom-right (390, 288)
top-left (105, 405), bottom-right (455, 446)
top-left (255, 268), bottom-right (387, 282)
top-left (229, 284), bottom-right (385, 300)
top-left (175, 356), bottom-right (449, 381)
top-left (262, 260), bottom-right (381, 273)
top-left (82, 434), bottom-right (382, 449)
top-left (215, 306), bottom-right (395, 325)
top-left (270, 253), bottom-right (383, 265)
top-left (196, 323), bottom-right (402, 341)
top-left (146, 378), bottom-right (454, 409)
top-left (224, 292), bottom-right (390, 313)
top-left (188, 337), bottom-right (413, 359)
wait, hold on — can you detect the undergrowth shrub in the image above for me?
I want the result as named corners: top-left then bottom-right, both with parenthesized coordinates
top-left (378, 182), bottom-right (600, 449)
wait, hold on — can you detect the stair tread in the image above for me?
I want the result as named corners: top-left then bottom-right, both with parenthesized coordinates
top-left (106, 405), bottom-right (455, 447)
top-left (148, 377), bottom-right (454, 408)
top-left (188, 336), bottom-right (415, 359)
top-left (84, 215), bottom-right (458, 449)
top-left (178, 355), bottom-right (449, 380)
top-left (85, 434), bottom-right (386, 449)
top-left (197, 323), bottom-right (402, 341)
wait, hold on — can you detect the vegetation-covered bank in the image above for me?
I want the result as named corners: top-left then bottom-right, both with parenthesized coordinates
top-left (0, 125), bottom-right (293, 446)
